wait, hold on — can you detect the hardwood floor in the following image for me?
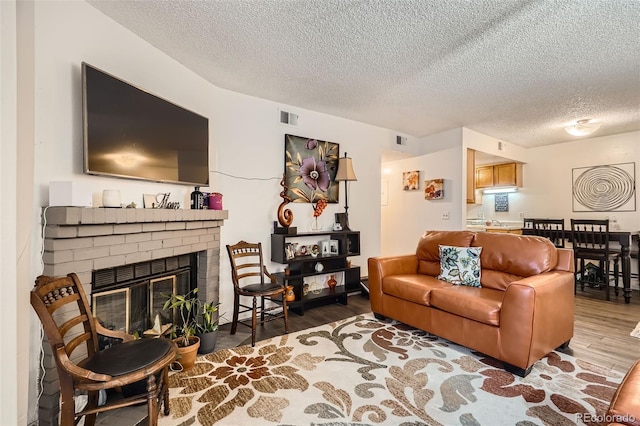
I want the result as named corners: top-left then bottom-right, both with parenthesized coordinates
top-left (565, 287), bottom-right (640, 374)
top-left (220, 287), bottom-right (640, 375)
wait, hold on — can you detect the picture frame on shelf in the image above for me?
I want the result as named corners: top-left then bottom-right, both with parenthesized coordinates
top-left (285, 243), bottom-right (296, 260)
top-left (329, 240), bottom-right (339, 255)
top-left (319, 240), bottom-right (331, 255)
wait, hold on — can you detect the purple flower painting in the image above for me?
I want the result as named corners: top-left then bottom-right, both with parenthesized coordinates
top-left (285, 134), bottom-right (339, 203)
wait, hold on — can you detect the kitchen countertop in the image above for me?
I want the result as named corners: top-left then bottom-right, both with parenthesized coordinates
top-left (466, 225), bottom-right (523, 231)
top-left (466, 220), bottom-right (524, 232)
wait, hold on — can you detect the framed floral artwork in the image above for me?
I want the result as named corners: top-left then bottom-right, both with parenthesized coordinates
top-left (284, 134), bottom-right (339, 203)
top-left (424, 178), bottom-right (444, 200)
top-left (403, 171), bottom-right (420, 190)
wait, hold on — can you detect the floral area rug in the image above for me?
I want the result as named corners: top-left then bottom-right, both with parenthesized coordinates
top-left (160, 313), bottom-right (622, 426)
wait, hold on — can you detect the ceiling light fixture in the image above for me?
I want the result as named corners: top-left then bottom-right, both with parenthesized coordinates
top-left (564, 119), bottom-right (601, 137)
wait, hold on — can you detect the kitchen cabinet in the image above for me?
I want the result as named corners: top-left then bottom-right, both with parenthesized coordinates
top-left (271, 231), bottom-right (361, 315)
top-left (475, 165), bottom-right (495, 188)
top-left (466, 149), bottom-right (476, 204)
top-left (475, 162), bottom-right (522, 188)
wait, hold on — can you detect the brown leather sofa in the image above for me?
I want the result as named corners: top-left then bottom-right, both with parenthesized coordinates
top-left (368, 230), bottom-right (575, 377)
top-left (607, 359), bottom-right (640, 426)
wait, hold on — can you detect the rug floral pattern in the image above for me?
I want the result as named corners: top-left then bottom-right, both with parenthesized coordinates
top-left (161, 313), bottom-right (621, 426)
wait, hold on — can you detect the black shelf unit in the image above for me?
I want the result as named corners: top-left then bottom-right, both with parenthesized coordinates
top-left (271, 231), bottom-right (360, 315)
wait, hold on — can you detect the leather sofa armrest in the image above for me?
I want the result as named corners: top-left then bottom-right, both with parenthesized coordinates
top-left (368, 255), bottom-right (419, 312)
top-left (607, 359), bottom-right (640, 426)
top-left (500, 271), bottom-right (575, 368)
top-left (554, 248), bottom-right (575, 273)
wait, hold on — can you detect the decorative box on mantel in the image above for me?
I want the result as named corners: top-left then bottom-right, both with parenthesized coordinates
top-left (39, 206), bottom-right (228, 426)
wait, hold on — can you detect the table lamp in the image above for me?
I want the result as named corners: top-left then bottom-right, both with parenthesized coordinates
top-left (335, 152), bottom-right (357, 230)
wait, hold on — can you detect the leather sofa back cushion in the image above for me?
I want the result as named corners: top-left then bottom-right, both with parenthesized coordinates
top-left (417, 230), bottom-right (475, 275)
top-left (472, 232), bottom-right (558, 291)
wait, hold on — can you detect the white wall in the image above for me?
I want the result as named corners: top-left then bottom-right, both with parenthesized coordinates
top-left (381, 129), bottom-right (463, 256)
top-left (18, 1), bottom-right (388, 423)
top-left (523, 131), bottom-right (640, 230)
top-left (2, 2), bottom-right (22, 424)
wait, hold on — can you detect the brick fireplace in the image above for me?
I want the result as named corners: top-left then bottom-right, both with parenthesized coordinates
top-left (38, 207), bottom-right (227, 425)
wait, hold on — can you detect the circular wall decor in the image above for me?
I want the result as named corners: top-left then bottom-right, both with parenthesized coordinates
top-left (573, 165), bottom-right (635, 211)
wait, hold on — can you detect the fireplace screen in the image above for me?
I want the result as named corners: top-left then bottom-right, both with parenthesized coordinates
top-left (93, 288), bottom-right (129, 333)
top-left (92, 268), bottom-right (192, 337)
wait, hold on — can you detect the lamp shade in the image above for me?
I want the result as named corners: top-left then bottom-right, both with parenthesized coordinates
top-left (564, 119), bottom-right (601, 137)
top-left (335, 155), bottom-right (357, 181)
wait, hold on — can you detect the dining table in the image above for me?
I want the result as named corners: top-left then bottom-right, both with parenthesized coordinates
top-left (522, 228), bottom-right (639, 303)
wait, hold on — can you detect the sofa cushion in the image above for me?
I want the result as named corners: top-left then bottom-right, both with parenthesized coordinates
top-left (437, 245), bottom-right (482, 287)
top-left (472, 232), bottom-right (558, 291)
top-left (430, 286), bottom-right (503, 326)
top-left (416, 230), bottom-right (475, 276)
top-left (382, 274), bottom-right (453, 306)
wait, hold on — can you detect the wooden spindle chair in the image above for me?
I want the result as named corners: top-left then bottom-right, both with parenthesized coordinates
top-left (31, 273), bottom-right (177, 426)
top-left (226, 241), bottom-right (289, 346)
top-left (570, 219), bottom-right (621, 301)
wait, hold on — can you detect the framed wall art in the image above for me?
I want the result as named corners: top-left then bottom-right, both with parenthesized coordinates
top-left (284, 134), bottom-right (339, 203)
top-left (402, 171), bottom-right (420, 190)
top-left (424, 178), bottom-right (444, 200)
top-left (494, 193), bottom-right (509, 212)
top-left (572, 162), bottom-right (636, 212)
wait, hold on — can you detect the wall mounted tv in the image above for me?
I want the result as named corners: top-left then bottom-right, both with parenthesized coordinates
top-left (82, 62), bottom-right (209, 186)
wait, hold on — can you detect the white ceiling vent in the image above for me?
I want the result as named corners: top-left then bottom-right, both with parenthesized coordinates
top-left (280, 110), bottom-right (298, 126)
top-left (396, 136), bottom-right (407, 145)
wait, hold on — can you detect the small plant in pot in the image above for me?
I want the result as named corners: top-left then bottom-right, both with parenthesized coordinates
top-left (195, 300), bottom-right (220, 354)
top-left (163, 289), bottom-right (201, 370)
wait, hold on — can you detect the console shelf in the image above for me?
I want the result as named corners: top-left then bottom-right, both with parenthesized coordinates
top-left (271, 231), bottom-right (360, 315)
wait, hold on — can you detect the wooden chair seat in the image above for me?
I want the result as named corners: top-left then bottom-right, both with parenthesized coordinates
top-left (82, 338), bottom-right (173, 377)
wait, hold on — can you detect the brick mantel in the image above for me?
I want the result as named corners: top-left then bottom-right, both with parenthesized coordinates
top-left (39, 207), bottom-right (228, 425)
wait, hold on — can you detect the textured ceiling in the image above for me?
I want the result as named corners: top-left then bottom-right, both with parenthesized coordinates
top-left (88, 0), bottom-right (640, 149)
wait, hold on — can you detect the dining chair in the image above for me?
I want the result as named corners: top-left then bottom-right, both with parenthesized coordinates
top-left (570, 219), bottom-right (620, 301)
top-left (226, 241), bottom-right (289, 346)
top-left (31, 273), bottom-right (177, 426)
top-left (523, 218), bottom-right (535, 229)
top-left (532, 219), bottom-right (566, 248)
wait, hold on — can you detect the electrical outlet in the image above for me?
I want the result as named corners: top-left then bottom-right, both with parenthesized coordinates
top-left (519, 212), bottom-right (524, 218)
top-left (442, 211), bottom-right (450, 220)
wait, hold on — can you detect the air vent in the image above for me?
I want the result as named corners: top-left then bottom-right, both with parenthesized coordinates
top-left (280, 110), bottom-right (298, 125)
top-left (116, 265), bottom-right (135, 282)
top-left (396, 136), bottom-right (407, 145)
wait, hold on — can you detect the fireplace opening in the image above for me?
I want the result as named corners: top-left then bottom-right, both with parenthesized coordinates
top-left (91, 254), bottom-right (197, 339)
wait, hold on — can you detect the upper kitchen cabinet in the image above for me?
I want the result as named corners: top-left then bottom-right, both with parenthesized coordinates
top-left (475, 165), bottom-right (495, 188)
top-left (475, 162), bottom-right (523, 189)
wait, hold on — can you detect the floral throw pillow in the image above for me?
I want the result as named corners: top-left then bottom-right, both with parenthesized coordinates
top-left (437, 245), bottom-right (482, 287)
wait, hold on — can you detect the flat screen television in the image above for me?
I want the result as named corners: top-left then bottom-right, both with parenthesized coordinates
top-left (82, 62), bottom-right (209, 186)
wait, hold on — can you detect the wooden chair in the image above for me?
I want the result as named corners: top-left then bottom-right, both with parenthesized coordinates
top-left (532, 218), bottom-right (566, 248)
top-left (31, 273), bottom-right (177, 426)
top-left (523, 218), bottom-right (535, 229)
top-left (226, 241), bottom-right (290, 346)
top-left (570, 219), bottom-right (620, 301)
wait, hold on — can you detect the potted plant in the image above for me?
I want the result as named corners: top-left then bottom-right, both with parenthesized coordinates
top-left (163, 289), bottom-right (201, 370)
top-left (195, 300), bottom-right (220, 354)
